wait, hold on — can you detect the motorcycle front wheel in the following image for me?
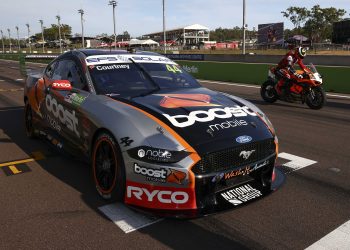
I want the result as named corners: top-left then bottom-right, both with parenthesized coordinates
top-left (306, 86), bottom-right (326, 110)
top-left (261, 80), bottom-right (278, 103)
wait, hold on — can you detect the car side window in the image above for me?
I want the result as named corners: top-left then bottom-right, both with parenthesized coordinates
top-left (45, 61), bottom-right (57, 78)
top-left (52, 60), bottom-right (69, 80)
top-left (66, 60), bottom-right (88, 90)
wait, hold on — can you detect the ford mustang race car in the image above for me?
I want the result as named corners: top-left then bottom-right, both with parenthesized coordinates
top-left (24, 49), bottom-right (278, 217)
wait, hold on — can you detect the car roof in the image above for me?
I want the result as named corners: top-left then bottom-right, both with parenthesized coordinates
top-left (78, 49), bottom-right (161, 57)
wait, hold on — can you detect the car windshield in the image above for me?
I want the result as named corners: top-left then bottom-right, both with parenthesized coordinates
top-left (88, 62), bottom-right (201, 96)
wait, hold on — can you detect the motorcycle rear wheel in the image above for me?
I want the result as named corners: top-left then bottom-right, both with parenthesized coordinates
top-left (306, 86), bottom-right (326, 110)
top-left (261, 80), bottom-right (278, 103)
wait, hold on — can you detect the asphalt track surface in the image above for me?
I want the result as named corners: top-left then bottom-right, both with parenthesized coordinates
top-left (0, 59), bottom-right (349, 249)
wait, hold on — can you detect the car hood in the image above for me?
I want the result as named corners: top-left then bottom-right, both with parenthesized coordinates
top-left (115, 88), bottom-right (273, 155)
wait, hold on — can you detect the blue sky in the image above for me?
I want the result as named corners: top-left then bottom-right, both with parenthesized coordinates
top-left (1, 0), bottom-right (349, 38)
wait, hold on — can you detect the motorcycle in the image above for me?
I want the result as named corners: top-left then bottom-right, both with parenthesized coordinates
top-left (260, 64), bottom-right (326, 110)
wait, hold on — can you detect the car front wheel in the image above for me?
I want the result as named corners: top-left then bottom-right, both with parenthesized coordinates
top-left (91, 132), bottom-right (125, 201)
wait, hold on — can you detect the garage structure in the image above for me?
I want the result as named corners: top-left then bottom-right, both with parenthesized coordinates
top-left (142, 24), bottom-right (210, 46)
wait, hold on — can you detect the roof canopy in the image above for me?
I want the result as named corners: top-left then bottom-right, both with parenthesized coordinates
top-left (144, 24), bottom-right (209, 37)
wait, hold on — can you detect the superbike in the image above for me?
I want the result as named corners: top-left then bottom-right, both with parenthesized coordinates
top-left (261, 64), bottom-right (326, 109)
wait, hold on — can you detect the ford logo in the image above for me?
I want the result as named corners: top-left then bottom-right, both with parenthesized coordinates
top-left (236, 135), bottom-right (252, 144)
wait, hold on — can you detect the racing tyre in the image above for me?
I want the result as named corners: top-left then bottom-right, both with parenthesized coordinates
top-left (261, 80), bottom-right (278, 103)
top-left (306, 86), bottom-right (326, 110)
top-left (24, 102), bottom-right (36, 138)
top-left (92, 132), bottom-right (125, 202)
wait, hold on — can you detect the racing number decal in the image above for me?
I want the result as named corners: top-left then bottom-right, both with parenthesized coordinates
top-left (166, 65), bottom-right (182, 74)
top-left (120, 137), bottom-right (134, 147)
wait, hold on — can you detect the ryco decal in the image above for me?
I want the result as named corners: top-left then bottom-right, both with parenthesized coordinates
top-left (45, 95), bottom-right (80, 137)
top-left (125, 181), bottom-right (196, 209)
top-left (163, 106), bottom-right (257, 128)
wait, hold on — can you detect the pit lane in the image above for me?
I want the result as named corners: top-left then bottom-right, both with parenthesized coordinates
top-left (0, 59), bottom-right (349, 249)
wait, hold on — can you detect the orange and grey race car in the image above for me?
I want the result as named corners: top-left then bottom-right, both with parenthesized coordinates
top-left (24, 49), bottom-right (278, 217)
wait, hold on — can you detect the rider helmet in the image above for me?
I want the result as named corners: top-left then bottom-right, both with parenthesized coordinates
top-left (296, 47), bottom-right (307, 59)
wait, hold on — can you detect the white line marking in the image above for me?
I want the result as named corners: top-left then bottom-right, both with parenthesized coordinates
top-left (15, 79), bottom-right (24, 81)
top-left (0, 80), bottom-right (4, 82)
top-left (199, 79), bottom-right (350, 100)
top-left (199, 79), bottom-right (260, 89)
top-left (306, 220), bottom-right (350, 249)
top-left (98, 203), bottom-right (163, 234)
top-left (278, 152), bottom-right (317, 172)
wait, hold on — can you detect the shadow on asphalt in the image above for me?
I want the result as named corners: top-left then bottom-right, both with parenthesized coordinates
top-left (0, 108), bottom-right (257, 249)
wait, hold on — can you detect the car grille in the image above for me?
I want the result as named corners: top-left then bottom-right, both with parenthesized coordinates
top-left (192, 139), bottom-right (276, 175)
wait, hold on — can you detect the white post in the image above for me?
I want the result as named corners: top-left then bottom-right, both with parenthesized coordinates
top-left (242, 0), bottom-right (246, 55)
top-left (56, 15), bottom-right (62, 53)
top-left (7, 29), bottom-right (12, 52)
top-left (162, 0), bottom-right (166, 54)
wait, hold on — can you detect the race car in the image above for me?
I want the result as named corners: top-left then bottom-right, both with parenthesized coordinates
top-left (24, 49), bottom-right (278, 217)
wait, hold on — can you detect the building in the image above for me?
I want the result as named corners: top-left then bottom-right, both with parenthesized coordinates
top-left (332, 19), bottom-right (350, 44)
top-left (143, 24), bottom-right (210, 46)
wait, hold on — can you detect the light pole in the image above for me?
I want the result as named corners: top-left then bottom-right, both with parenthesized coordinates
top-left (7, 29), bottom-right (12, 52)
top-left (39, 20), bottom-right (45, 53)
top-left (56, 15), bottom-right (62, 53)
top-left (242, 0), bottom-right (246, 55)
top-left (26, 24), bottom-right (31, 53)
top-left (16, 26), bottom-right (20, 52)
top-left (162, 0), bottom-right (166, 54)
top-left (0, 30), bottom-right (4, 53)
top-left (109, 1), bottom-right (117, 49)
top-left (78, 9), bottom-right (85, 48)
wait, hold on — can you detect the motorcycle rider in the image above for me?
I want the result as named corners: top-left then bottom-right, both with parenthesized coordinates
top-left (275, 46), bottom-right (307, 96)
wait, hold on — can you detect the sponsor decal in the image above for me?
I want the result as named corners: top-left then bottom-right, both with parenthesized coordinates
top-left (163, 106), bottom-right (257, 128)
top-left (236, 135), bottom-right (252, 144)
top-left (138, 148), bottom-right (171, 161)
top-left (64, 93), bottom-right (86, 106)
top-left (120, 137), bottom-right (134, 147)
top-left (182, 65), bottom-right (199, 74)
top-left (239, 150), bottom-right (255, 160)
top-left (220, 184), bottom-right (262, 206)
top-left (125, 181), bottom-right (196, 209)
top-left (45, 95), bottom-right (80, 137)
top-left (211, 160), bottom-right (270, 183)
top-left (158, 94), bottom-right (220, 109)
top-left (52, 81), bottom-right (72, 91)
top-left (96, 64), bottom-right (130, 71)
top-left (252, 160), bottom-right (269, 171)
top-left (134, 163), bottom-right (167, 183)
top-left (45, 114), bottom-right (61, 132)
top-left (133, 163), bottom-right (187, 185)
top-left (85, 55), bottom-right (175, 65)
top-left (224, 166), bottom-right (252, 180)
top-left (208, 119), bottom-right (248, 132)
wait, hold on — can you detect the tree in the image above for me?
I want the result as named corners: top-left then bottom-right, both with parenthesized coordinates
top-left (304, 5), bottom-right (346, 42)
top-left (34, 24), bottom-right (72, 41)
top-left (281, 7), bottom-right (310, 31)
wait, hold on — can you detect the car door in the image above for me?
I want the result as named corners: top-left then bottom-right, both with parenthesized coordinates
top-left (44, 58), bottom-right (90, 151)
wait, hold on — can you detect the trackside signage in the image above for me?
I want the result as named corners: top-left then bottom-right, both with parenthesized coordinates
top-left (125, 181), bottom-right (196, 209)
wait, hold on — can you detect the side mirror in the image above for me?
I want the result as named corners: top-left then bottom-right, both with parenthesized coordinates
top-left (51, 80), bottom-right (72, 91)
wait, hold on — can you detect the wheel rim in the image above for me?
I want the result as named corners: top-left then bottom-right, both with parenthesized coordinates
top-left (265, 85), bottom-right (276, 98)
top-left (93, 139), bottom-right (117, 193)
top-left (25, 105), bottom-right (33, 134)
top-left (308, 89), bottom-right (323, 106)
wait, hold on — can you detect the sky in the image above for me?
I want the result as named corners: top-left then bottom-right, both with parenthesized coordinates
top-left (0, 0), bottom-right (349, 38)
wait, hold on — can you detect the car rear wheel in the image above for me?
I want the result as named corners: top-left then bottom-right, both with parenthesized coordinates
top-left (24, 102), bottom-right (36, 138)
top-left (92, 132), bottom-right (125, 201)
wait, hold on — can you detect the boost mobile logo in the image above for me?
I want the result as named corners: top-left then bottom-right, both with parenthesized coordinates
top-left (163, 106), bottom-right (257, 128)
top-left (45, 95), bottom-right (80, 137)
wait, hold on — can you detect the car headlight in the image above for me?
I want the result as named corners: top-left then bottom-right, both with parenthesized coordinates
top-left (127, 146), bottom-right (191, 163)
top-left (221, 92), bottom-right (276, 136)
